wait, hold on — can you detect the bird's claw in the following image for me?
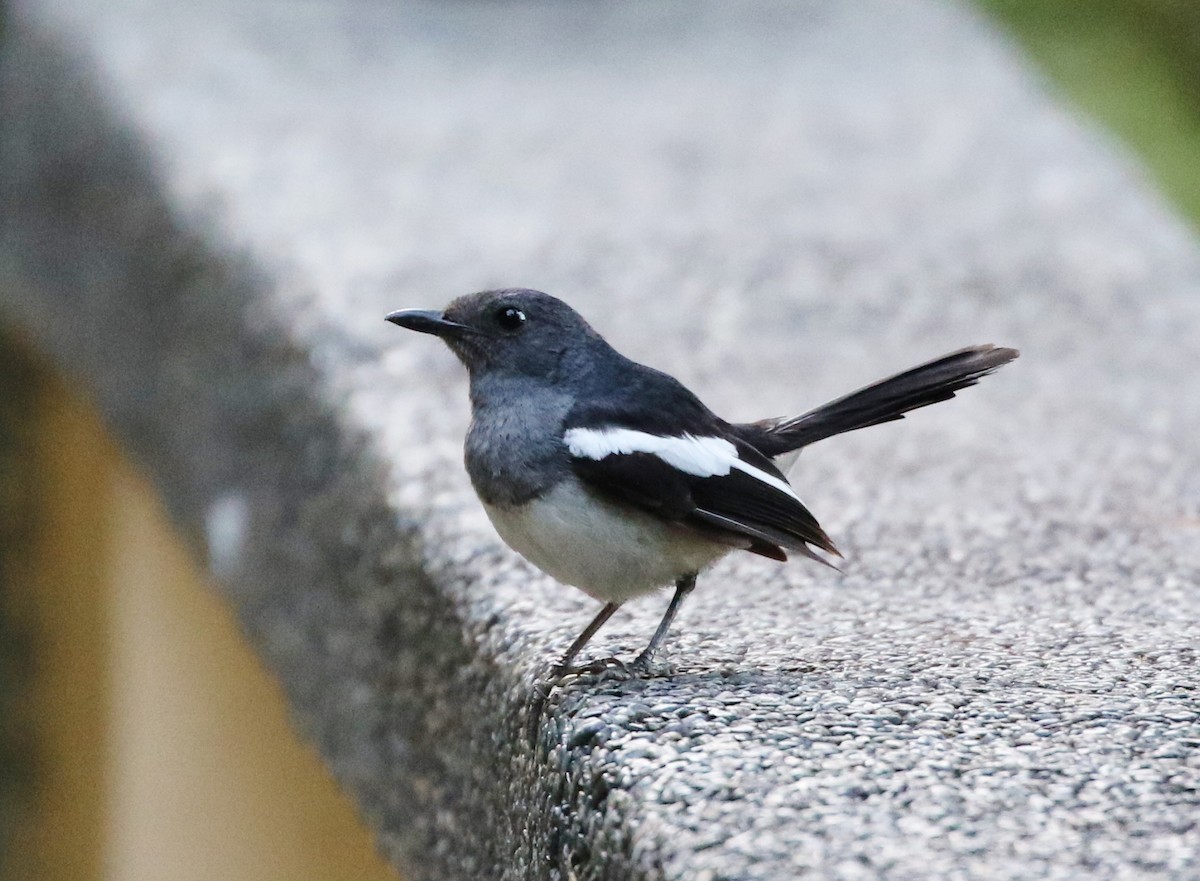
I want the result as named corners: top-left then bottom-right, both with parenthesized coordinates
top-left (628, 653), bottom-right (656, 676)
top-left (552, 656), bottom-right (631, 680)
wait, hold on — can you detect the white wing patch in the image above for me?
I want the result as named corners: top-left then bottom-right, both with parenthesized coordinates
top-left (565, 427), bottom-right (734, 476)
top-left (564, 427), bottom-right (803, 503)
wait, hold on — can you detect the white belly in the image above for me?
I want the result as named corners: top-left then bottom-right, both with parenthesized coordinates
top-left (482, 480), bottom-right (730, 602)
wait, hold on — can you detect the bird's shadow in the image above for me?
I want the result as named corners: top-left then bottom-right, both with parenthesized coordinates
top-left (523, 657), bottom-right (837, 749)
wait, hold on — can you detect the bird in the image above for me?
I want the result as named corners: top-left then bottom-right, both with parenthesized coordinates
top-left (387, 289), bottom-right (1018, 678)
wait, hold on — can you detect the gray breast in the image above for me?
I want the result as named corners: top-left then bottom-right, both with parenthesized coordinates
top-left (464, 378), bottom-right (574, 507)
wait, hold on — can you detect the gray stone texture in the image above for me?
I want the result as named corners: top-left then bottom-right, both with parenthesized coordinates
top-left (3, 0), bottom-right (1199, 878)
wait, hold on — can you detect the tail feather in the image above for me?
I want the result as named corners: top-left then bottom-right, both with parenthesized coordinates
top-left (738, 344), bottom-right (1019, 458)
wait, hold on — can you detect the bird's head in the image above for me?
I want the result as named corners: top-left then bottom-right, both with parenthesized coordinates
top-left (386, 288), bottom-right (605, 380)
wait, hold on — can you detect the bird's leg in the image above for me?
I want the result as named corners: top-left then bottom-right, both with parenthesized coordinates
top-left (530, 578), bottom-right (697, 736)
top-left (630, 572), bottom-right (697, 674)
top-left (532, 602), bottom-right (624, 730)
top-left (550, 601), bottom-right (623, 677)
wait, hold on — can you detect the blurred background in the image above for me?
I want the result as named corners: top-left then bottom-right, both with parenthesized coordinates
top-left (981, 0), bottom-right (1200, 225)
top-left (0, 362), bottom-right (404, 881)
top-left (1, 1), bottom-right (1198, 879)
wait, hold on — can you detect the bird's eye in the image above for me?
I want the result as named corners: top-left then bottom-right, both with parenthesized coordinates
top-left (495, 306), bottom-right (526, 331)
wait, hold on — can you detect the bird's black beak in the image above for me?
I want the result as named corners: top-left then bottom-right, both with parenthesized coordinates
top-left (385, 309), bottom-right (475, 338)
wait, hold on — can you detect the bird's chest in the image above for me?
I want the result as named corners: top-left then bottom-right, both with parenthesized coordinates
top-left (481, 481), bottom-right (727, 602)
top-left (464, 392), bottom-right (572, 507)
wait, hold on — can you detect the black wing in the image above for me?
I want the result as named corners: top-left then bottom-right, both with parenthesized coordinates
top-left (566, 411), bottom-right (839, 564)
top-left (562, 358), bottom-right (840, 563)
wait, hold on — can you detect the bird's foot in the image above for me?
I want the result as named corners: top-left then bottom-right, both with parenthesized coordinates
top-left (532, 656), bottom-right (631, 709)
top-left (627, 651), bottom-right (657, 676)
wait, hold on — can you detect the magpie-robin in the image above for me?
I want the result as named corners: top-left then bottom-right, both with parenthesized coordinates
top-left (387, 290), bottom-right (1017, 677)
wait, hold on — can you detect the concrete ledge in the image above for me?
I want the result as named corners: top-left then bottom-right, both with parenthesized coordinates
top-left (3, 1), bottom-right (1199, 879)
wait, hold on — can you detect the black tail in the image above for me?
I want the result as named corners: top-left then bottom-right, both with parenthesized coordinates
top-left (737, 344), bottom-right (1019, 457)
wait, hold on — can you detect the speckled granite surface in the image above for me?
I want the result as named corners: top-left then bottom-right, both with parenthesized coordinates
top-left (3, 1), bottom-right (1198, 878)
